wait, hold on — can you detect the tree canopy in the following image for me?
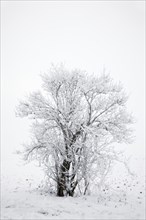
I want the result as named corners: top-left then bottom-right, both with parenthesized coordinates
top-left (16, 65), bottom-right (133, 196)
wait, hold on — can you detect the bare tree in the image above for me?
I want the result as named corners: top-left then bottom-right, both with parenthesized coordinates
top-left (16, 64), bottom-right (133, 197)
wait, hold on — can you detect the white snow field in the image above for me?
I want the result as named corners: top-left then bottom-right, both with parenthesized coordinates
top-left (1, 154), bottom-right (145, 220)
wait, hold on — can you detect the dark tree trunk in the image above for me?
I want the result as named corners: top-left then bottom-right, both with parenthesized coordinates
top-left (57, 181), bottom-right (64, 197)
top-left (56, 159), bottom-right (78, 197)
top-left (56, 127), bottom-right (83, 197)
top-left (57, 159), bottom-right (70, 197)
top-left (68, 180), bottom-right (78, 196)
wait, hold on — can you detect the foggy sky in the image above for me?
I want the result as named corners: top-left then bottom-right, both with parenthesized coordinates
top-left (1, 1), bottom-right (145, 170)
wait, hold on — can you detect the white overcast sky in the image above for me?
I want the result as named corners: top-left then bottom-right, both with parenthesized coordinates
top-left (1, 1), bottom-right (145, 170)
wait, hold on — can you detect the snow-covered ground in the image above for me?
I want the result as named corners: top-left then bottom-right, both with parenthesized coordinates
top-left (1, 154), bottom-right (145, 220)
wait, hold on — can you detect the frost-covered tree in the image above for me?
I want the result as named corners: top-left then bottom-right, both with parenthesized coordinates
top-left (16, 64), bottom-right (133, 197)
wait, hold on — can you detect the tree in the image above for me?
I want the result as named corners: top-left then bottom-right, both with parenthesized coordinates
top-left (16, 64), bottom-right (133, 197)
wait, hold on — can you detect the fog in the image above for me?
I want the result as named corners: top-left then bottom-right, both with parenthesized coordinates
top-left (1, 1), bottom-right (145, 175)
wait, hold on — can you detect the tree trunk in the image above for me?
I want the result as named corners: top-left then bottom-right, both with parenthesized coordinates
top-left (56, 159), bottom-right (78, 197)
top-left (57, 159), bottom-right (70, 197)
top-left (68, 180), bottom-right (78, 196)
top-left (57, 181), bottom-right (64, 197)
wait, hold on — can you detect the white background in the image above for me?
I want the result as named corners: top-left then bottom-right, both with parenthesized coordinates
top-left (1, 1), bottom-right (145, 176)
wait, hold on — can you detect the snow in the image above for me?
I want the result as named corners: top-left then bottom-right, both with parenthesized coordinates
top-left (1, 155), bottom-right (145, 220)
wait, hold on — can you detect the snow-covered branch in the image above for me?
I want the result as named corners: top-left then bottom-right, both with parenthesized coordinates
top-left (16, 64), bottom-right (134, 197)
